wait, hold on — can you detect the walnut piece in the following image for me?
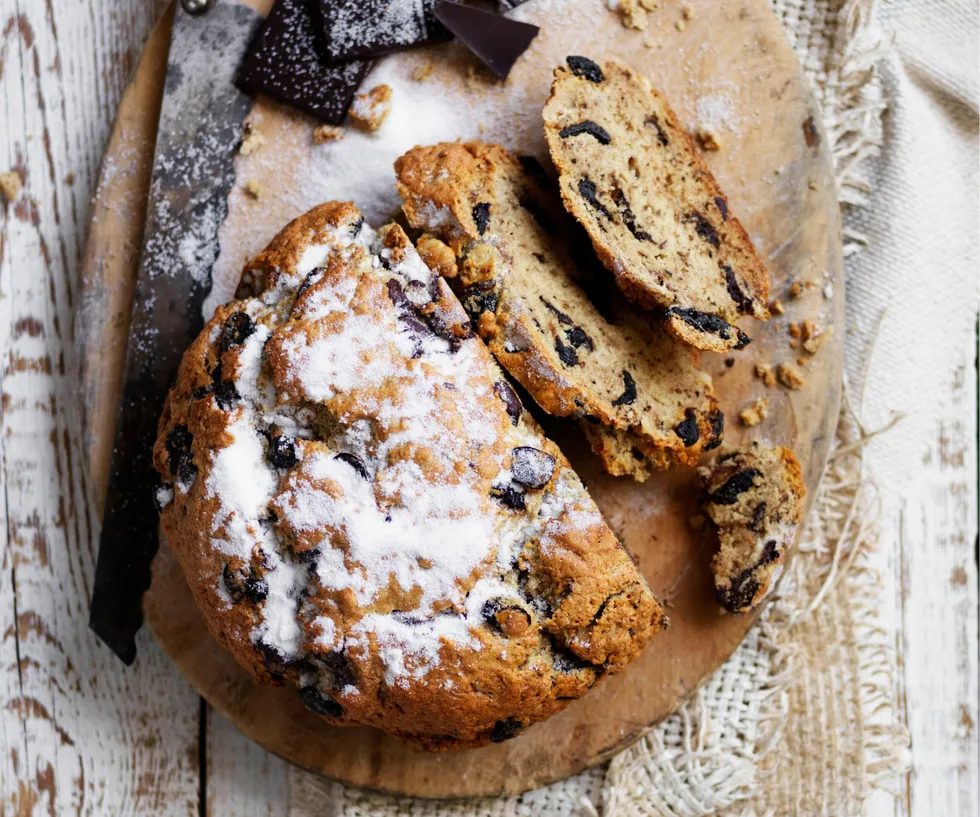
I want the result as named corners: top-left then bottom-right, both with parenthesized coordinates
top-left (777, 363), bottom-right (805, 390)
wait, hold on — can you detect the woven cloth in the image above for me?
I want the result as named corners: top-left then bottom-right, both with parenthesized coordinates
top-left (292, 0), bottom-right (917, 814)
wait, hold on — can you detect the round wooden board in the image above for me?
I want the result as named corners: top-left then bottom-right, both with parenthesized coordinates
top-left (77, 0), bottom-right (844, 799)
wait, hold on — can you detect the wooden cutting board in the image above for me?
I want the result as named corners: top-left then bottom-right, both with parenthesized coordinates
top-left (77, 0), bottom-right (844, 799)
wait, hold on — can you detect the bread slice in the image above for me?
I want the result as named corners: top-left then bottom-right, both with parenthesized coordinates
top-left (395, 142), bottom-right (724, 480)
top-left (543, 56), bottom-right (770, 353)
top-left (154, 202), bottom-right (665, 750)
top-left (699, 442), bottom-right (805, 613)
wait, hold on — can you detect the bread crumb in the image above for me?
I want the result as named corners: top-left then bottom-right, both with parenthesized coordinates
top-left (739, 398), bottom-right (770, 427)
top-left (618, 0), bottom-right (648, 30)
top-left (349, 84), bottom-right (393, 132)
top-left (675, 18), bottom-right (686, 31)
top-left (412, 62), bottom-right (435, 82)
top-left (755, 363), bottom-right (776, 387)
top-left (777, 362), bottom-right (805, 390)
top-left (313, 124), bottom-right (345, 144)
top-left (789, 281), bottom-right (804, 299)
top-left (0, 170), bottom-right (22, 203)
top-left (643, 37), bottom-right (657, 48)
top-left (239, 122), bottom-right (265, 156)
top-left (681, 4), bottom-right (694, 18)
top-left (801, 320), bottom-right (831, 354)
top-left (768, 298), bottom-right (785, 315)
top-left (416, 234), bottom-right (458, 280)
top-left (808, 179), bottom-right (819, 191)
top-left (695, 125), bottom-right (721, 151)
top-left (688, 514), bottom-right (706, 531)
top-left (788, 322), bottom-right (802, 338)
top-left (244, 179), bottom-right (262, 199)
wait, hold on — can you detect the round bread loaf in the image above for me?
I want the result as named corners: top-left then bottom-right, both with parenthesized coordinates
top-left (153, 202), bottom-right (665, 750)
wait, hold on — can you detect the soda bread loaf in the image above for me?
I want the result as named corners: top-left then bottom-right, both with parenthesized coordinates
top-left (394, 141), bottom-right (723, 480)
top-left (543, 56), bottom-right (770, 353)
top-left (153, 202), bottom-right (665, 750)
top-left (699, 441), bottom-right (805, 613)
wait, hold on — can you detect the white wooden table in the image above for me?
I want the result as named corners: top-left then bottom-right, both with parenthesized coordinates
top-left (0, 1), bottom-right (976, 814)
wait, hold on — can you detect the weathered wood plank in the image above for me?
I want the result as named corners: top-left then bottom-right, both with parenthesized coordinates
top-left (0, 0), bottom-right (200, 814)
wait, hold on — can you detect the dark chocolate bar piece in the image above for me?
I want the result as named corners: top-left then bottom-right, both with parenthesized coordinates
top-left (433, 1), bottom-right (539, 80)
top-left (498, 0), bottom-right (532, 9)
top-left (317, 0), bottom-right (451, 63)
top-left (236, 0), bottom-right (371, 125)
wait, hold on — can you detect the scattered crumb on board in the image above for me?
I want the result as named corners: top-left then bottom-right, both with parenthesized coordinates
top-left (244, 179), bottom-right (262, 199)
top-left (777, 362), bottom-right (805, 390)
top-left (0, 170), bottom-right (22, 202)
top-left (755, 363), bottom-right (776, 387)
top-left (740, 398), bottom-right (770, 427)
top-left (313, 124), bottom-right (345, 144)
top-left (768, 298), bottom-right (785, 315)
top-left (240, 123), bottom-right (265, 156)
top-left (695, 125), bottom-right (721, 151)
top-left (349, 84), bottom-right (394, 132)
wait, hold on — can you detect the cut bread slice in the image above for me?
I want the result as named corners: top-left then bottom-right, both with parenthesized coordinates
top-left (395, 141), bottom-right (723, 480)
top-left (543, 56), bottom-right (770, 353)
top-left (699, 441), bottom-right (805, 613)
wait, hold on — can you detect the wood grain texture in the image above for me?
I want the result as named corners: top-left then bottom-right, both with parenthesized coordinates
top-left (79, 0), bottom-right (845, 799)
top-left (0, 0), bottom-right (201, 815)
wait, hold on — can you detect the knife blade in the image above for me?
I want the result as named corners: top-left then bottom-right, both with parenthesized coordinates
top-left (90, 0), bottom-right (262, 664)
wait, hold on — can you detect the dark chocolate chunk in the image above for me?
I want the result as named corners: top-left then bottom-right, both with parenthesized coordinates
top-left (578, 177), bottom-right (612, 220)
top-left (704, 408), bottom-right (724, 451)
top-left (236, 0), bottom-right (371, 125)
top-left (666, 306), bottom-right (739, 341)
top-left (493, 379), bottom-right (523, 425)
top-left (724, 264), bottom-right (755, 314)
top-left (687, 211), bottom-right (720, 249)
top-left (433, 1), bottom-right (539, 80)
top-left (644, 114), bottom-right (669, 146)
top-left (472, 202), bottom-right (491, 235)
top-left (296, 268), bottom-right (323, 300)
top-left (566, 326), bottom-right (593, 350)
top-left (256, 639), bottom-right (293, 678)
top-left (613, 189), bottom-right (652, 241)
top-left (460, 280), bottom-right (498, 317)
top-left (749, 502), bottom-right (768, 533)
top-left (322, 649), bottom-right (357, 689)
top-left (566, 55), bottom-right (604, 83)
top-left (540, 296), bottom-right (573, 325)
top-left (299, 685), bottom-right (344, 718)
top-left (221, 311), bottom-right (256, 351)
top-left (165, 425), bottom-right (197, 485)
top-left (510, 446), bottom-right (556, 489)
top-left (317, 0), bottom-right (450, 63)
top-left (611, 370), bottom-right (637, 407)
top-left (717, 540), bottom-right (780, 613)
top-left (734, 329), bottom-right (752, 349)
top-left (350, 216), bottom-right (364, 237)
top-left (213, 376), bottom-right (240, 410)
top-left (714, 196), bottom-right (729, 221)
top-left (674, 408), bottom-right (701, 447)
top-left (191, 385), bottom-right (212, 400)
top-left (497, 0), bottom-right (531, 9)
top-left (489, 717), bottom-right (524, 743)
top-left (708, 468), bottom-right (761, 505)
top-left (490, 483), bottom-right (527, 511)
top-left (270, 435), bottom-right (298, 469)
top-left (554, 335), bottom-right (579, 367)
top-left (482, 598), bottom-right (532, 635)
top-left (335, 452), bottom-right (369, 480)
top-left (558, 120), bottom-right (611, 145)
top-left (386, 278), bottom-right (437, 357)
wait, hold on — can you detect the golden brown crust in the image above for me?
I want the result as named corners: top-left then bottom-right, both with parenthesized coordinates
top-left (543, 58), bottom-right (771, 353)
top-left (698, 442), bottom-right (806, 613)
top-left (154, 202), bottom-right (664, 750)
top-left (395, 141), bottom-right (723, 479)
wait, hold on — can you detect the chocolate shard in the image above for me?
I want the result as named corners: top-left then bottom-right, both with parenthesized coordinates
top-left (497, 0), bottom-right (531, 9)
top-left (236, 0), bottom-right (371, 125)
top-left (433, 1), bottom-right (539, 81)
top-left (316, 0), bottom-right (450, 63)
